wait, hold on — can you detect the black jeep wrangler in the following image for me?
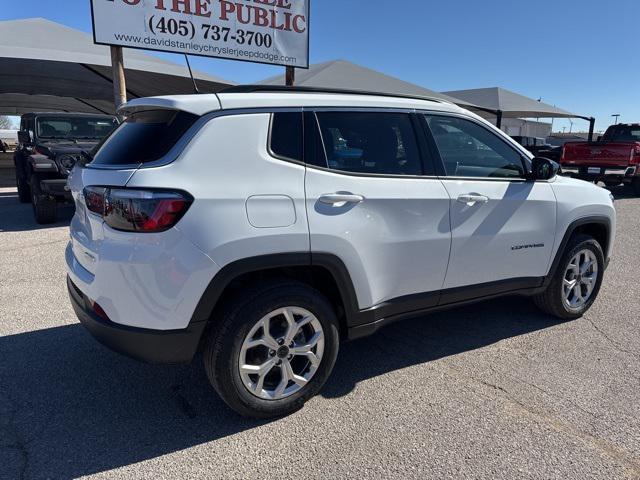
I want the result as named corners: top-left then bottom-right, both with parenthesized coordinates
top-left (14, 113), bottom-right (118, 223)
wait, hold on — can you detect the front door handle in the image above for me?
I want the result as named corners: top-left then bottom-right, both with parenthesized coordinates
top-left (457, 194), bottom-right (489, 206)
top-left (318, 193), bottom-right (365, 205)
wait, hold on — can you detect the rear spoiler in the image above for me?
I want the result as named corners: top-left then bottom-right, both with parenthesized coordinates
top-left (118, 94), bottom-right (222, 117)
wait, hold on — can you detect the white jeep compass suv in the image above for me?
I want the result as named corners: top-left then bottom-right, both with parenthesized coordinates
top-left (66, 86), bottom-right (616, 418)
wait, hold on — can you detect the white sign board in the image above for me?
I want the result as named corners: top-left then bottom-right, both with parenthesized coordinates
top-left (90, 0), bottom-right (310, 68)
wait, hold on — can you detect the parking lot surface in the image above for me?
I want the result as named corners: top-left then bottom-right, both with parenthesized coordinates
top-left (1, 183), bottom-right (639, 480)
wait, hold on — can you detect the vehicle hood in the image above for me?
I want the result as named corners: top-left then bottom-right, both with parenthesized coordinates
top-left (551, 174), bottom-right (601, 189)
top-left (551, 174), bottom-right (614, 207)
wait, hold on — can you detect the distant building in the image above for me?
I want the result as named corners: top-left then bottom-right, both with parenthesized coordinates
top-left (546, 132), bottom-right (595, 146)
top-left (0, 129), bottom-right (18, 149)
top-left (481, 117), bottom-right (552, 138)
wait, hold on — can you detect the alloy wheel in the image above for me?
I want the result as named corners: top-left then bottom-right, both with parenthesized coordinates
top-left (238, 306), bottom-right (325, 400)
top-left (562, 249), bottom-right (599, 310)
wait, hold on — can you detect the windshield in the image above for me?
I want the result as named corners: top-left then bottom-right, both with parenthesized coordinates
top-left (36, 116), bottom-right (118, 140)
top-left (603, 126), bottom-right (640, 143)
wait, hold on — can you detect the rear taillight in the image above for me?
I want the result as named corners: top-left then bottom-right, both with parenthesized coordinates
top-left (560, 146), bottom-right (566, 163)
top-left (83, 187), bottom-right (192, 233)
top-left (631, 145), bottom-right (640, 165)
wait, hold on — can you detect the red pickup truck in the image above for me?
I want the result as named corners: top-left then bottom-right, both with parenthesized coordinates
top-left (561, 123), bottom-right (640, 193)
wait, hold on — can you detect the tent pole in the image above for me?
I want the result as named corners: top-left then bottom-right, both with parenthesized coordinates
top-left (588, 117), bottom-right (595, 142)
top-left (110, 46), bottom-right (127, 110)
top-left (496, 110), bottom-right (503, 130)
top-left (286, 66), bottom-right (295, 86)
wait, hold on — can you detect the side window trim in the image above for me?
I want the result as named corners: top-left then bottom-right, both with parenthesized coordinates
top-left (305, 109), bottom-right (439, 179)
top-left (303, 111), bottom-right (328, 169)
top-left (415, 113), bottom-right (447, 177)
top-left (421, 112), bottom-right (531, 181)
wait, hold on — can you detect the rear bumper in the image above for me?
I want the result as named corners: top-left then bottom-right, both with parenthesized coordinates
top-left (40, 178), bottom-right (72, 199)
top-left (561, 165), bottom-right (637, 180)
top-left (68, 275), bottom-right (206, 364)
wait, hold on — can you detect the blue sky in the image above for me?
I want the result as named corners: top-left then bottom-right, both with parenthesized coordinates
top-left (2, 0), bottom-right (639, 132)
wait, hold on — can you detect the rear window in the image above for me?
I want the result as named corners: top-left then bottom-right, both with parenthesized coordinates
top-left (90, 110), bottom-right (198, 166)
top-left (603, 126), bottom-right (640, 143)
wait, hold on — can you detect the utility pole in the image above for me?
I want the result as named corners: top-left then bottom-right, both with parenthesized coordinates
top-left (110, 46), bottom-right (127, 110)
top-left (285, 66), bottom-right (295, 87)
top-left (612, 114), bottom-right (620, 125)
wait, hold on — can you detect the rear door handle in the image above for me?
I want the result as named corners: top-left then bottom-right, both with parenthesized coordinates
top-left (457, 194), bottom-right (489, 206)
top-left (318, 193), bottom-right (365, 205)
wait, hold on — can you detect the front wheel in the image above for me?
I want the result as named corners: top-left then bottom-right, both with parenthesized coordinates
top-left (31, 176), bottom-right (57, 224)
top-left (203, 281), bottom-right (340, 418)
top-left (16, 169), bottom-right (31, 203)
top-left (533, 234), bottom-right (604, 319)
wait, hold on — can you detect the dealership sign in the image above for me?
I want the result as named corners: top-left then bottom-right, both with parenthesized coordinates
top-left (90, 0), bottom-right (310, 68)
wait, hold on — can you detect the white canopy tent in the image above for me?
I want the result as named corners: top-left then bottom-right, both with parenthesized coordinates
top-left (257, 61), bottom-right (597, 138)
top-left (0, 18), bottom-right (234, 115)
top-left (0, 93), bottom-right (114, 115)
top-left (443, 87), bottom-right (595, 140)
top-left (258, 60), bottom-right (478, 107)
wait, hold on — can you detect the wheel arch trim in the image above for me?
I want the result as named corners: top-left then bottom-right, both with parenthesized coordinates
top-left (189, 252), bottom-right (361, 327)
top-left (545, 215), bottom-right (612, 287)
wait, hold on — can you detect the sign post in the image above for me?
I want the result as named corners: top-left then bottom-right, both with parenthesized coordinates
top-left (286, 66), bottom-right (295, 87)
top-left (110, 46), bottom-right (127, 109)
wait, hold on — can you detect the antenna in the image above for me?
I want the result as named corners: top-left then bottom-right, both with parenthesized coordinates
top-left (184, 54), bottom-right (200, 94)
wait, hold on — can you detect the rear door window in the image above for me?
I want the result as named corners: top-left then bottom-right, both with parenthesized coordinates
top-left (314, 111), bottom-right (423, 176)
top-left (91, 110), bottom-right (198, 166)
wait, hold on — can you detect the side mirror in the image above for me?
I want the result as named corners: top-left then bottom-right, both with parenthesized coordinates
top-left (530, 156), bottom-right (559, 181)
top-left (18, 131), bottom-right (31, 145)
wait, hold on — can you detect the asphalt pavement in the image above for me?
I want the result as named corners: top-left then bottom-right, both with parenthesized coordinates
top-left (1, 183), bottom-right (639, 479)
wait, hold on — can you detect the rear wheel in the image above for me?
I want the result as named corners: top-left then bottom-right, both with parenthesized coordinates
top-left (533, 234), bottom-right (604, 319)
top-left (203, 280), bottom-right (339, 418)
top-left (632, 178), bottom-right (640, 196)
top-left (16, 169), bottom-right (31, 203)
top-left (31, 176), bottom-right (57, 224)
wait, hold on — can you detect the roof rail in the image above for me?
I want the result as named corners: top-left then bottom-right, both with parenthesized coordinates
top-left (219, 84), bottom-right (450, 105)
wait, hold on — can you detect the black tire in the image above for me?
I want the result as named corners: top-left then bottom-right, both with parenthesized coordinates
top-left (533, 234), bottom-right (604, 320)
top-left (30, 176), bottom-right (57, 224)
top-left (632, 178), bottom-right (640, 196)
top-left (203, 280), bottom-right (340, 419)
top-left (16, 169), bottom-right (31, 203)
top-left (603, 180), bottom-right (620, 188)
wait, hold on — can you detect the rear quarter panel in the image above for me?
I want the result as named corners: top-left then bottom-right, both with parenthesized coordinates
top-left (125, 112), bottom-right (310, 267)
top-left (66, 165), bottom-right (219, 331)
